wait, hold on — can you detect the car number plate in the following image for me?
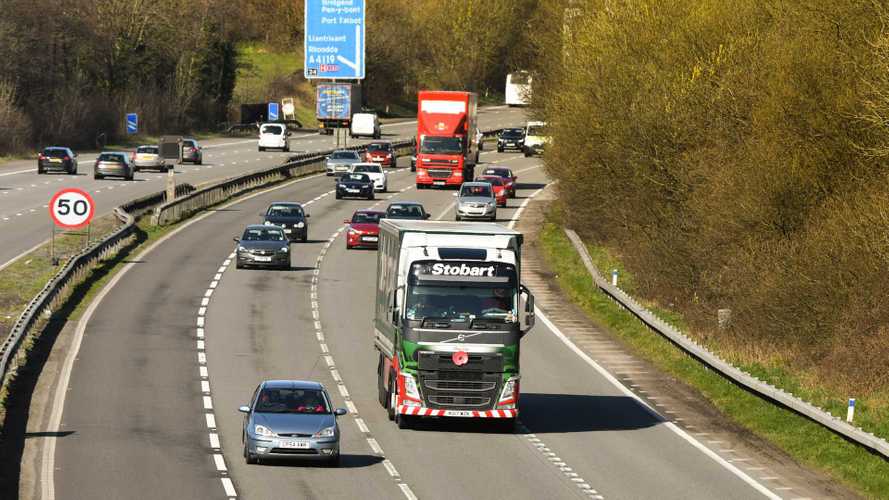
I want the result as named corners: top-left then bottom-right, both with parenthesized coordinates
top-left (253, 256), bottom-right (272, 262)
top-left (283, 229), bottom-right (292, 233)
top-left (443, 410), bottom-right (474, 417)
top-left (362, 236), bottom-right (378, 242)
top-left (434, 181), bottom-right (445, 186)
top-left (347, 188), bottom-right (359, 193)
top-left (50, 159), bottom-right (62, 163)
top-left (279, 440), bottom-right (310, 449)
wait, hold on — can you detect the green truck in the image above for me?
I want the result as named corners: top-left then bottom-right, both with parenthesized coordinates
top-left (374, 219), bottom-right (536, 429)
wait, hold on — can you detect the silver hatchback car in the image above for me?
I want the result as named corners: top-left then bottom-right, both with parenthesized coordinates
top-left (240, 380), bottom-right (347, 465)
top-left (455, 181), bottom-right (497, 221)
top-left (94, 151), bottom-right (135, 180)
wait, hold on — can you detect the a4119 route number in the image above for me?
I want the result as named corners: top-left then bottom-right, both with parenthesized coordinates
top-left (49, 188), bottom-right (95, 229)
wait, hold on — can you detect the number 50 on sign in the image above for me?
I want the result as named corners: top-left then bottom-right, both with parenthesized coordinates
top-left (49, 188), bottom-right (95, 229)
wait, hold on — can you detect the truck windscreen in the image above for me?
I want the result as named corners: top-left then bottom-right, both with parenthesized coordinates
top-left (420, 136), bottom-right (463, 155)
top-left (406, 261), bottom-right (517, 322)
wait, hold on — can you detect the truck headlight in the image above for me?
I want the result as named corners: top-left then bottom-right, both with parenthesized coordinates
top-left (402, 373), bottom-right (420, 400)
top-left (498, 377), bottom-right (519, 407)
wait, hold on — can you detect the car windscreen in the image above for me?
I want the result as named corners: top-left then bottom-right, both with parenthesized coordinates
top-left (420, 136), bottom-right (463, 155)
top-left (242, 227), bottom-right (285, 241)
top-left (526, 125), bottom-right (547, 136)
top-left (501, 130), bottom-right (523, 138)
top-left (352, 212), bottom-right (382, 224)
top-left (483, 168), bottom-right (509, 178)
top-left (343, 173), bottom-right (370, 182)
top-left (137, 146), bottom-right (158, 154)
top-left (267, 205), bottom-right (303, 218)
top-left (367, 144), bottom-right (390, 151)
top-left (97, 153), bottom-right (123, 163)
top-left (254, 388), bottom-right (330, 414)
top-left (387, 205), bottom-right (424, 219)
top-left (352, 165), bottom-right (381, 173)
top-left (331, 151), bottom-right (359, 159)
top-left (261, 125), bottom-right (283, 135)
top-left (461, 185), bottom-right (492, 198)
top-left (43, 149), bottom-right (68, 158)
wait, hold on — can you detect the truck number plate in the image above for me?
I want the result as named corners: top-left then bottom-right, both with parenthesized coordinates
top-left (443, 410), bottom-right (474, 417)
top-left (279, 440), bottom-right (310, 449)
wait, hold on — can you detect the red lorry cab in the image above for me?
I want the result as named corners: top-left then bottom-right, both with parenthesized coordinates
top-left (415, 91), bottom-right (479, 189)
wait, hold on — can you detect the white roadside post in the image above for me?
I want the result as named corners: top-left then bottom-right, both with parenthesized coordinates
top-left (611, 269), bottom-right (618, 286)
top-left (847, 398), bottom-right (856, 423)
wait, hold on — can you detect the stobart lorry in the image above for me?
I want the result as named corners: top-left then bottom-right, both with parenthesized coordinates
top-left (415, 91), bottom-right (479, 189)
top-left (374, 220), bottom-right (536, 429)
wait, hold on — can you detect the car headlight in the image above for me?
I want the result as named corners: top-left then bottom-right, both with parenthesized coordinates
top-left (402, 373), bottom-right (420, 400)
top-left (338, 184), bottom-right (346, 188)
top-left (254, 425), bottom-right (276, 437)
top-left (238, 245), bottom-right (246, 252)
top-left (296, 221), bottom-right (305, 228)
top-left (313, 426), bottom-right (336, 438)
top-left (280, 246), bottom-right (289, 252)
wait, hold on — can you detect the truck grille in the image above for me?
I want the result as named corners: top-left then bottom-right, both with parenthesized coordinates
top-left (428, 169), bottom-right (452, 179)
top-left (424, 380), bottom-right (497, 392)
top-left (416, 351), bottom-right (502, 410)
top-left (428, 395), bottom-right (491, 407)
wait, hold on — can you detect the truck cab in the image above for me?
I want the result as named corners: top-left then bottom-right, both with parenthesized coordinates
top-left (415, 91), bottom-right (479, 189)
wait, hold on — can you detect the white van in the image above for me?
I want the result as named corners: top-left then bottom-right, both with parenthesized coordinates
top-left (258, 123), bottom-right (290, 152)
top-left (350, 113), bottom-right (381, 139)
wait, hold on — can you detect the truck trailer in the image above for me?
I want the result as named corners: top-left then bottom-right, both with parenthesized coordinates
top-left (316, 83), bottom-right (361, 135)
top-left (374, 220), bottom-right (535, 430)
top-left (415, 91), bottom-right (479, 189)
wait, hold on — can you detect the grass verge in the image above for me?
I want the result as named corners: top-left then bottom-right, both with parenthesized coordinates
top-left (538, 218), bottom-right (889, 498)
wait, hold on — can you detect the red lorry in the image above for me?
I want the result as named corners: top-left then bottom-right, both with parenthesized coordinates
top-left (415, 91), bottom-right (479, 189)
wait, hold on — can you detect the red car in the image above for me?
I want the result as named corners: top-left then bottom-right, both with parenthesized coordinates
top-left (345, 210), bottom-right (385, 249)
top-left (479, 167), bottom-right (517, 198)
top-left (364, 142), bottom-right (395, 167)
top-left (476, 175), bottom-right (508, 207)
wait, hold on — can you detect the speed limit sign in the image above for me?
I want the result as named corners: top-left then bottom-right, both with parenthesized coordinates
top-left (49, 188), bottom-right (95, 229)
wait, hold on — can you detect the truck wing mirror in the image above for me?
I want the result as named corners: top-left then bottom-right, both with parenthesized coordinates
top-left (391, 286), bottom-right (404, 325)
top-left (520, 284), bottom-right (536, 334)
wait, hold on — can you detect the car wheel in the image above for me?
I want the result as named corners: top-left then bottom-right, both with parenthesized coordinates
top-left (497, 148), bottom-right (503, 153)
top-left (335, 192), bottom-right (342, 199)
top-left (38, 166), bottom-right (44, 174)
top-left (128, 173), bottom-right (135, 181)
top-left (94, 173), bottom-right (102, 180)
top-left (236, 261), bottom-right (243, 270)
top-left (258, 147), bottom-right (264, 152)
top-left (244, 443), bottom-right (258, 465)
top-left (368, 193), bottom-right (375, 200)
top-left (283, 146), bottom-right (290, 153)
top-left (196, 158), bottom-right (202, 165)
top-left (455, 214), bottom-right (461, 221)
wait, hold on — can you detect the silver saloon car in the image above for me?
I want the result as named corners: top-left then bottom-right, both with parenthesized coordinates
top-left (325, 150), bottom-right (362, 176)
top-left (240, 380), bottom-right (347, 465)
top-left (455, 181), bottom-right (497, 221)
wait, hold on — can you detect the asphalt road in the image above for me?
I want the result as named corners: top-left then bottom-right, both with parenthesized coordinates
top-left (48, 132), bottom-right (780, 499)
top-left (0, 107), bottom-right (520, 269)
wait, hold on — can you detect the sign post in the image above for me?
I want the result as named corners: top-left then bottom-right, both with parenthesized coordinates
top-left (304, 0), bottom-right (366, 80)
top-left (48, 188), bottom-right (96, 265)
top-left (126, 113), bottom-right (138, 135)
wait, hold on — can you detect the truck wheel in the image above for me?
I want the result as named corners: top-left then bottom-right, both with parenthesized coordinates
top-left (377, 355), bottom-right (388, 408)
top-left (387, 370), bottom-right (397, 421)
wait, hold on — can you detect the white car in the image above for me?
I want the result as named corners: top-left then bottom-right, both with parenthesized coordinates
top-left (258, 123), bottom-right (290, 152)
top-left (350, 162), bottom-right (387, 192)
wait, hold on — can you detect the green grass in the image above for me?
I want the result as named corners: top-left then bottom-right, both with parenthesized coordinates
top-left (538, 220), bottom-right (889, 498)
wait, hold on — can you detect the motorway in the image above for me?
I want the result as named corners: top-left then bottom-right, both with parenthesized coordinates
top-left (0, 108), bottom-right (515, 269)
top-left (36, 107), bottom-right (782, 499)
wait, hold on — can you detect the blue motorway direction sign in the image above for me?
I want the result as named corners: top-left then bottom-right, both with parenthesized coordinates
top-left (304, 0), bottom-right (366, 80)
top-left (126, 113), bottom-right (138, 134)
top-left (268, 102), bottom-right (279, 121)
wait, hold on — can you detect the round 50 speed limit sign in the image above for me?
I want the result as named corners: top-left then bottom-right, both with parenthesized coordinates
top-left (49, 188), bottom-right (95, 229)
